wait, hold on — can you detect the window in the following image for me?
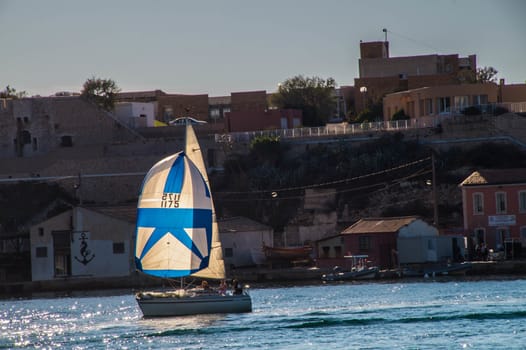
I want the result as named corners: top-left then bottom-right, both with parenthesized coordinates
top-left (60, 135), bottom-right (73, 147)
top-left (32, 137), bottom-right (38, 151)
top-left (473, 193), bottom-right (484, 214)
top-left (113, 242), bottom-right (125, 254)
top-left (36, 246), bottom-right (47, 257)
top-left (322, 246), bottom-right (330, 258)
top-left (334, 246), bottom-right (342, 257)
top-left (358, 236), bottom-right (371, 251)
top-left (425, 99), bottom-right (433, 115)
top-left (224, 247), bottom-right (233, 258)
top-left (437, 97), bottom-right (451, 114)
top-left (474, 228), bottom-right (485, 244)
top-left (519, 191), bottom-right (526, 213)
top-left (454, 96), bottom-right (469, 111)
top-left (38, 227), bottom-right (44, 236)
top-left (496, 192), bottom-right (507, 214)
top-left (473, 94), bottom-right (488, 106)
top-left (163, 106), bottom-right (173, 123)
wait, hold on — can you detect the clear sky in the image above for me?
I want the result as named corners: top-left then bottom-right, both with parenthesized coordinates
top-left (1, 0), bottom-right (525, 97)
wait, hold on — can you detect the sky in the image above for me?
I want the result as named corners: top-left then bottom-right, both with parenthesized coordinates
top-left (1, 0), bottom-right (525, 97)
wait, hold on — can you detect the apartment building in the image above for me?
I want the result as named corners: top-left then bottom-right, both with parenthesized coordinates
top-left (354, 40), bottom-right (476, 113)
top-left (460, 169), bottom-right (526, 258)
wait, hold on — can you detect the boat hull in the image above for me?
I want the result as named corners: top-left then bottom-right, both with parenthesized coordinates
top-left (136, 292), bottom-right (252, 317)
top-left (263, 245), bottom-right (312, 261)
top-left (322, 267), bottom-right (379, 282)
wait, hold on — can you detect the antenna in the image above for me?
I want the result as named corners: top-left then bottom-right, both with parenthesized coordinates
top-left (382, 28), bottom-right (387, 42)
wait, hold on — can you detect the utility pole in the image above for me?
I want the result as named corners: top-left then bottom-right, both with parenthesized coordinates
top-left (432, 153), bottom-right (438, 226)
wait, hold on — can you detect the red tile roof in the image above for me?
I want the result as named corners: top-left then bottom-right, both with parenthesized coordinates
top-left (460, 168), bottom-right (526, 186)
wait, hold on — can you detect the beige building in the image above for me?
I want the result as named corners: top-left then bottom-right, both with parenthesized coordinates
top-left (354, 40), bottom-right (476, 114)
top-left (382, 83), bottom-right (498, 120)
top-left (383, 81), bottom-right (526, 120)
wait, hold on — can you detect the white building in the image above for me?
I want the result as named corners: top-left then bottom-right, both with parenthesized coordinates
top-left (218, 216), bottom-right (273, 268)
top-left (114, 102), bottom-right (155, 128)
top-left (30, 206), bottom-right (135, 281)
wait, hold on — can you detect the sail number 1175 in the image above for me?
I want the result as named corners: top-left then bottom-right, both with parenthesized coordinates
top-left (160, 193), bottom-right (180, 208)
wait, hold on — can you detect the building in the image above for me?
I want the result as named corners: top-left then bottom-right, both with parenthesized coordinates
top-left (460, 169), bottom-right (526, 258)
top-left (30, 206), bottom-right (136, 281)
top-left (382, 81), bottom-right (526, 120)
top-left (115, 102), bottom-right (156, 128)
top-left (225, 90), bottom-right (302, 132)
top-left (354, 40), bottom-right (476, 115)
top-left (218, 216), bottom-right (273, 268)
top-left (316, 216), bottom-right (437, 269)
top-left (382, 83), bottom-right (498, 120)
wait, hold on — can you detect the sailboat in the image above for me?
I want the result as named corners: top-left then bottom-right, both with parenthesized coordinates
top-left (134, 124), bottom-right (252, 317)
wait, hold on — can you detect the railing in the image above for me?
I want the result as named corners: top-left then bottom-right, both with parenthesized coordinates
top-left (215, 115), bottom-right (445, 144)
top-left (215, 102), bottom-right (526, 144)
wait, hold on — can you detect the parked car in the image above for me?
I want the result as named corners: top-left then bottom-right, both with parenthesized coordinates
top-left (169, 117), bottom-right (208, 126)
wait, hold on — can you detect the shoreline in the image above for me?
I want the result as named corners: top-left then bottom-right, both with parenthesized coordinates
top-left (2, 260), bottom-right (526, 298)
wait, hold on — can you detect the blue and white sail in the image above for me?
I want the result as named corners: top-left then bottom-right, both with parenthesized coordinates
top-left (134, 151), bottom-right (213, 278)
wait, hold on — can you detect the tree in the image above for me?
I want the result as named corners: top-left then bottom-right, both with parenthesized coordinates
top-left (271, 75), bottom-right (336, 126)
top-left (0, 85), bottom-right (28, 99)
top-left (476, 66), bottom-right (498, 83)
top-left (80, 77), bottom-right (120, 111)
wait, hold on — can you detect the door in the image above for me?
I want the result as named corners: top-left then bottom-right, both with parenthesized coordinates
top-left (52, 230), bottom-right (71, 277)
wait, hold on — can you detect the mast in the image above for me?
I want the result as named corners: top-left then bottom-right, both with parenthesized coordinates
top-left (185, 123), bottom-right (226, 280)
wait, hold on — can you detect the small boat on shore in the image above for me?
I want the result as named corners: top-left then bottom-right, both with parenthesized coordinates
top-left (322, 255), bottom-right (379, 282)
top-left (402, 262), bottom-right (473, 278)
top-left (263, 245), bottom-right (313, 261)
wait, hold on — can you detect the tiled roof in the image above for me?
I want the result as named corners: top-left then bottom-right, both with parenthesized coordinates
top-left (342, 216), bottom-right (420, 234)
top-left (460, 168), bottom-right (526, 186)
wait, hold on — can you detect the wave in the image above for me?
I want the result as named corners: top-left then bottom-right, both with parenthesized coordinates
top-left (283, 309), bottom-right (526, 329)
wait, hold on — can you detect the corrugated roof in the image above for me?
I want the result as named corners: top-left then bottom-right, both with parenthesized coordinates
top-left (342, 216), bottom-right (420, 234)
top-left (218, 216), bottom-right (270, 233)
top-left (460, 168), bottom-right (526, 186)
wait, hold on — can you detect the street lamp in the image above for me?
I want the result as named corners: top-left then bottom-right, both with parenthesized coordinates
top-left (360, 86), bottom-right (368, 111)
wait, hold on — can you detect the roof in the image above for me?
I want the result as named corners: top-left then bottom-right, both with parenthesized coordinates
top-left (342, 216), bottom-right (420, 234)
top-left (218, 216), bottom-right (271, 233)
top-left (88, 206), bottom-right (137, 223)
top-left (460, 168), bottom-right (526, 186)
top-left (116, 90), bottom-right (166, 99)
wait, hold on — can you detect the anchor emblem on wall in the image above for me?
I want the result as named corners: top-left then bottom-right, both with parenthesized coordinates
top-left (74, 232), bottom-right (95, 265)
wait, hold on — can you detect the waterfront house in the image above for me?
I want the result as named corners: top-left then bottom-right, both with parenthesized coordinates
top-left (460, 168), bottom-right (526, 259)
top-left (316, 216), bottom-right (439, 270)
top-left (29, 206), bottom-right (135, 282)
top-left (218, 216), bottom-right (273, 269)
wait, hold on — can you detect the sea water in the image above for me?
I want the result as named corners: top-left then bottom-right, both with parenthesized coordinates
top-left (1, 278), bottom-right (526, 349)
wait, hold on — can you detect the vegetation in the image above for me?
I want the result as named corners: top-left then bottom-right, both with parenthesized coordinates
top-left (391, 109), bottom-right (410, 121)
top-left (80, 77), bottom-right (120, 111)
top-left (476, 66), bottom-right (498, 83)
top-left (271, 75), bottom-right (336, 126)
top-left (0, 85), bottom-right (27, 99)
top-left (352, 102), bottom-right (383, 123)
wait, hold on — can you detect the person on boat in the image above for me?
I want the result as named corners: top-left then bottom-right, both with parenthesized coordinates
top-left (232, 279), bottom-right (243, 295)
top-left (218, 280), bottom-right (227, 295)
top-left (201, 280), bottom-right (210, 291)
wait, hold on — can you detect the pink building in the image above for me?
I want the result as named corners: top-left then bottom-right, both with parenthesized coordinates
top-left (460, 169), bottom-right (526, 258)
